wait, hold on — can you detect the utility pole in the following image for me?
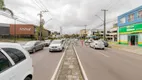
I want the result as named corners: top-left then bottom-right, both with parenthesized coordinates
top-left (101, 9), bottom-right (108, 40)
top-left (38, 11), bottom-right (47, 41)
top-left (60, 26), bottom-right (62, 38)
top-left (39, 12), bottom-right (42, 41)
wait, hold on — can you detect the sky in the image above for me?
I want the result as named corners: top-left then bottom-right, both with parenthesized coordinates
top-left (0, 0), bottom-right (142, 34)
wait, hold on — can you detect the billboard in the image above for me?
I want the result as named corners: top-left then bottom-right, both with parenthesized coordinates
top-left (10, 24), bottom-right (35, 35)
top-left (119, 23), bottom-right (142, 34)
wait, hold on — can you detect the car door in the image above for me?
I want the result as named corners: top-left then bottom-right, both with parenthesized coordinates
top-left (2, 48), bottom-right (27, 80)
top-left (34, 42), bottom-right (39, 50)
top-left (0, 50), bottom-right (14, 80)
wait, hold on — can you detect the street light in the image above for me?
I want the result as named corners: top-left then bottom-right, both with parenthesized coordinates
top-left (14, 17), bottom-right (17, 43)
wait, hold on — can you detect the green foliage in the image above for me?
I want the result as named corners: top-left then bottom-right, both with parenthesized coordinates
top-left (35, 25), bottom-right (47, 40)
top-left (0, 0), bottom-right (14, 17)
top-left (0, 0), bottom-right (4, 9)
top-left (35, 26), bottom-right (40, 40)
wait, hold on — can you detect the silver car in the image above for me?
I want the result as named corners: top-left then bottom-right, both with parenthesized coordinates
top-left (23, 41), bottom-right (44, 53)
top-left (90, 40), bottom-right (105, 50)
top-left (49, 40), bottom-right (63, 52)
top-left (44, 40), bottom-right (52, 47)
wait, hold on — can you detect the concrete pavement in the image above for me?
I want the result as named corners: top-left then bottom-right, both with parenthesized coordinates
top-left (109, 42), bottom-right (142, 55)
top-left (75, 42), bottom-right (142, 80)
top-left (31, 47), bottom-right (63, 80)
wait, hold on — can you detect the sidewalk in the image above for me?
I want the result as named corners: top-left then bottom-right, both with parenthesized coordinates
top-left (109, 42), bottom-right (142, 55)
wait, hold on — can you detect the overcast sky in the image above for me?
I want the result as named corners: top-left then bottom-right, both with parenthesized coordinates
top-left (0, 0), bottom-right (142, 34)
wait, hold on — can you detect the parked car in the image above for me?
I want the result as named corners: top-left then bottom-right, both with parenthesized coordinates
top-left (23, 41), bottom-right (44, 53)
top-left (44, 40), bottom-right (51, 47)
top-left (85, 39), bottom-right (92, 43)
top-left (49, 40), bottom-right (64, 52)
top-left (0, 43), bottom-right (33, 80)
top-left (99, 40), bottom-right (109, 47)
top-left (90, 40), bottom-right (105, 50)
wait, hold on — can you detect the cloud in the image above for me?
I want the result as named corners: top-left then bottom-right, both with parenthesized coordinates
top-left (1, 0), bottom-right (142, 34)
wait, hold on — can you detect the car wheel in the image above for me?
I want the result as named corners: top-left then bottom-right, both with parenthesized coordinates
top-left (102, 48), bottom-right (104, 50)
top-left (33, 49), bottom-right (36, 53)
top-left (24, 77), bottom-right (31, 80)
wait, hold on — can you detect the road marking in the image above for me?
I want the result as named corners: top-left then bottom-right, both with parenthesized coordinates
top-left (99, 51), bottom-right (110, 57)
top-left (73, 46), bottom-right (88, 80)
top-left (50, 46), bottom-right (69, 80)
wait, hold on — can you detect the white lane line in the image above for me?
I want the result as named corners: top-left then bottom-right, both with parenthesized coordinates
top-left (99, 52), bottom-right (110, 57)
top-left (73, 46), bottom-right (88, 80)
top-left (50, 46), bottom-right (68, 80)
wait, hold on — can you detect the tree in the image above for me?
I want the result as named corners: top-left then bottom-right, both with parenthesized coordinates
top-left (0, 0), bottom-right (14, 17)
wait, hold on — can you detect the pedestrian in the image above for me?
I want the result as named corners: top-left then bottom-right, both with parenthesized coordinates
top-left (81, 40), bottom-right (84, 46)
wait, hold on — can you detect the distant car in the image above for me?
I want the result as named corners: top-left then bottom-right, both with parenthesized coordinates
top-left (0, 43), bottom-right (33, 80)
top-left (44, 40), bottom-right (51, 47)
top-left (90, 40), bottom-right (105, 50)
top-left (100, 40), bottom-right (109, 47)
top-left (23, 41), bottom-right (44, 53)
top-left (85, 39), bottom-right (92, 43)
top-left (49, 40), bottom-right (64, 52)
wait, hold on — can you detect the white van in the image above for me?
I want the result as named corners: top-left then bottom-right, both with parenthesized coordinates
top-left (0, 43), bottom-right (33, 80)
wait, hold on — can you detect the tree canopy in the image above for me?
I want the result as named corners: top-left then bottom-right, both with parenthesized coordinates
top-left (0, 0), bottom-right (14, 17)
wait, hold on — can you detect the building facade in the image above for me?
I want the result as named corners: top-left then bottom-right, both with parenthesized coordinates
top-left (118, 5), bottom-right (142, 46)
top-left (80, 29), bottom-right (89, 37)
top-left (109, 27), bottom-right (117, 42)
top-left (0, 23), bottom-right (10, 36)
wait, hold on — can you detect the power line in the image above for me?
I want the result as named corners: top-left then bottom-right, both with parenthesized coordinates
top-left (32, 0), bottom-right (44, 10)
top-left (38, 0), bottom-right (49, 11)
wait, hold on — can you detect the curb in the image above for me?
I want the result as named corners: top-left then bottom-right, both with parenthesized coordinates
top-left (50, 45), bottom-right (69, 80)
top-left (73, 45), bottom-right (88, 80)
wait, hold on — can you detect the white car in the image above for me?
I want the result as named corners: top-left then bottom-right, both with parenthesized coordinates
top-left (49, 40), bottom-right (63, 52)
top-left (0, 43), bottom-right (33, 80)
top-left (90, 40), bottom-right (105, 50)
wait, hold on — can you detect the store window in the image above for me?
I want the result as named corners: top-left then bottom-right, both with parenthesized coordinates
top-left (128, 14), bottom-right (134, 22)
top-left (120, 17), bottom-right (126, 23)
top-left (138, 10), bottom-right (142, 18)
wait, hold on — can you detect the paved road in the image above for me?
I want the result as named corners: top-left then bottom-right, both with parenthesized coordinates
top-left (75, 43), bottom-right (142, 80)
top-left (31, 47), bottom-right (63, 80)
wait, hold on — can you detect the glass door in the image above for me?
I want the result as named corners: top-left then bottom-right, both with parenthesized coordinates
top-left (135, 35), bottom-right (138, 45)
top-left (128, 35), bottom-right (131, 45)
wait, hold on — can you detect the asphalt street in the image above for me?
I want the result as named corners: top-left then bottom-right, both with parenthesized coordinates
top-left (75, 43), bottom-right (142, 80)
top-left (31, 47), bottom-right (63, 80)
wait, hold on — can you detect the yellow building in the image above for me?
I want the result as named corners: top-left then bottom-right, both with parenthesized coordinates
top-left (80, 29), bottom-right (89, 37)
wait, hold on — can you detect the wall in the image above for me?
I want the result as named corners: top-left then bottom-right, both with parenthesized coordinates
top-left (120, 34), bottom-right (128, 44)
top-left (0, 27), bottom-right (10, 35)
top-left (10, 24), bottom-right (35, 35)
top-left (118, 5), bottom-right (142, 27)
top-left (138, 34), bottom-right (142, 46)
top-left (0, 23), bottom-right (10, 36)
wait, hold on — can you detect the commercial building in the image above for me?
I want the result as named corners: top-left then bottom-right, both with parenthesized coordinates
top-left (91, 29), bottom-right (112, 40)
top-left (118, 5), bottom-right (142, 46)
top-left (10, 24), bottom-right (35, 37)
top-left (0, 23), bottom-right (10, 36)
top-left (109, 27), bottom-right (117, 42)
top-left (80, 29), bottom-right (89, 37)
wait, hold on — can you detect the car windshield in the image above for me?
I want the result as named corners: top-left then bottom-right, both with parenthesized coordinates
top-left (25, 41), bottom-right (36, 46)
top-left (45, 40), bottom-right (50, 42)
top-left (51, 40), bottom-right (61, 44)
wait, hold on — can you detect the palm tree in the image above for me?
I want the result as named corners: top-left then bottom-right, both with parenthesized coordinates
top-left (0, 0), bottom-right (14, 17)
